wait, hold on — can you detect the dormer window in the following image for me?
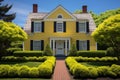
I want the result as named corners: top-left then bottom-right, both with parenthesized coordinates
top-left (57, 15), bottom-right (62, 18)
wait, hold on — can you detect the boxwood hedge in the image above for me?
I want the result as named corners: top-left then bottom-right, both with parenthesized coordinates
top-left (13, 51), bottom-right (43, 57)
top-left (0, 56), bottom-right (56, 78)
top-left (65, 57), bottom-right (120, 78)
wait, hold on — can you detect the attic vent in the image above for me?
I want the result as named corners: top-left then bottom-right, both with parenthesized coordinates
top-left (57, 15), bottom-right (62, 18)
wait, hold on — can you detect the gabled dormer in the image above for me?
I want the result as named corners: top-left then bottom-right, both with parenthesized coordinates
top-left (44, 5), bottom-right (76, 21)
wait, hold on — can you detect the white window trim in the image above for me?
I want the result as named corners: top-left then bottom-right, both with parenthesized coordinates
top-left (33, 40), bottom-right (41, 50)
top-left (79, 40), bottom-right (87, 50)
top-left (56, 21), bottom-right (63, 32)
top-left (34, 21), bottom-right (42, 32)
top-left (78, 21), bottom-right (86, 33)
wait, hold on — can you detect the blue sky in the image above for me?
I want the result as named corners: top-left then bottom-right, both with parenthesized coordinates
top-left (3, 0), bottom-right (120, 27)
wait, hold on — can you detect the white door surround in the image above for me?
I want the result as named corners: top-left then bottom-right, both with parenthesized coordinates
top-left (56, 40), bottom-right (64, 55)
top-left (50, 37), bottom-right (70, 56)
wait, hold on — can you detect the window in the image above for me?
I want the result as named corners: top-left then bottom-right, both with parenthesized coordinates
top-left (79, 40), bottom-right (87, 50)
top-left (76, 21), bottom-right (89, 33)
top-left (76, 40), bottom-right (89, 50)
top-left (79, 22), bottom-right (86, 32)
top-left (57, 15), bottom-right (62, 18)
top-left (34, 22), bottom-right (42, 32)
top-left (33, 41), bottom-right (41, 50)
top-left (56, 22), bottom-right (63, 32)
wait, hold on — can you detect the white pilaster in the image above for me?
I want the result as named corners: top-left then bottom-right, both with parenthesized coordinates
top-left (53, 39), bottom-right (55, 56)
top-left (65, 40), bottom-right (67, 56)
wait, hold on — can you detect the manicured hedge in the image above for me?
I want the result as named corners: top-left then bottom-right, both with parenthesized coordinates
top-left (74, 56), bottom-right (118, 62)
top-left (0, 56), bottom-right (56, 78)
top-left (77, 51), bottom-right (106, 57)
top-left (1, 56), bottom-right (47, 62)
top-left (13, 51), bottom-right (43, 57)
top-left (65, 57), bottom-right (120, 78)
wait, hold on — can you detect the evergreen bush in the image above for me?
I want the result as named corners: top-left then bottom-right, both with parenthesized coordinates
top-left (29, 67), bottom-right (39, 78)
top-left (18, 66), bottom-right (30, 77)
top-left (43, 44), bottom-right (53, 56)
top-left (69, 44), bottom-right (77, 56)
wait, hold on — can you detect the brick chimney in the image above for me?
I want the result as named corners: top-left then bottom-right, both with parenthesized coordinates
top-left (33, 4), bottom-right (38, 13)
top-left (82, 5), bottom-right (87, 13)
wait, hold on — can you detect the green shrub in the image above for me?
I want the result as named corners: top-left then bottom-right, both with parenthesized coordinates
top-left (13, 51), bottom-right (43, 57)
top-left (111, 64), bottom-right (120, 77)
top-left (29, 67), bottom-right (39, 78)
top-left (97, 66), bottom-right (110, 77)
top-left (38, 65), bottom-right (52, 78)
top-left (38, 56), bottom-right (56, 78)
top-left (77, 51), bottom-right (106, 57)
top-left (43, 44), bottom-right (53, 56)
top-left (7, 48), bottom-right (22, 54)
top-left (8, 66), bottom-right (19, 77)
top-left (0, 65), bottom-right (11, 77)
top-left (18, 66), bottom-right (30, 77)
top-left (69, 44), bottom-right (77, 56)
top-left (88, 67), bottom-right (98, 78)
top-left (73, 64), bottom-right (89, 78)
top-left (106, 47), bottom-right (115, 56)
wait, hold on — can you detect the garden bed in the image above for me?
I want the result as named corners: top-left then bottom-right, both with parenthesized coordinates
top-left (65, 57), bottom-right (120, 79)
top-left (0, 62), bottom-right (42, 67)
top-left (0, 56), bottom-right (56, 78)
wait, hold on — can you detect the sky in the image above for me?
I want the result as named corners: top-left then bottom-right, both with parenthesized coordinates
top-left (2, 0), bottom-right (120, 27)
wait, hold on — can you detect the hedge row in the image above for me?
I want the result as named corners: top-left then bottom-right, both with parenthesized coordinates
top-left (1, 56), bottom-right (47, 62)
top-left (0, 57), bottom-right (56, 78)
top-left (74, 56), bottom-right (118, 62)
top-left (77, 51), bottom-right (106, 57)
top-left (65, 57), bottom-right (120, 78)
top-left (13, 51), bottom-right (43, 57)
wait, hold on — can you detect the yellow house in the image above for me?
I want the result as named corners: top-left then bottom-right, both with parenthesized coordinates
top-left (24, 4), bottom-right (97, 56)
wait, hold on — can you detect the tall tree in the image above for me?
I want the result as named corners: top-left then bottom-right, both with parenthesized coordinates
top-left (92, 14), bottom-right (120, 61)
top-left (0, 0), bottom-right (16, 22)
top-left (0, 20), bottom-right (27, 58)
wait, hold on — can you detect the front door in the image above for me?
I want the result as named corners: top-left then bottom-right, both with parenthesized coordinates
top-left (56, 40), bottom-right (64, 55)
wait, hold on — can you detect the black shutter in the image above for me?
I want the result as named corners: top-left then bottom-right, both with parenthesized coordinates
top-left (54, 21), bottom-right (56, 32)
top-left (42, 21), bottom-right (44, 32)
top-left (86, 22), bottom-right (89, 33)
top-left (63, 21), bottom-right (66, 32)
top-left (76, 40), bottom-right (79, 50)
top-left (76, 22), bottom-right (79, 32)
top-left (87, 40), bottom-right (90, 50)
top-left (51, 40), bottom-right (53, 50)
top-left (30, 40), bottom-right (33, 50)
top-left (64, 42), bottom-right (65, 48)
top-left (31, 21), bottom-right (34, 32)
top-left (41, 40), bottom-right (44, 50)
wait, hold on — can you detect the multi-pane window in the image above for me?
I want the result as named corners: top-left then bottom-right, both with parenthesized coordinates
top-left (76, 40), bottom-right (89, 50)
top-left (79, 22), bottom-right (86, 32)
top-left (34, 22), bottom-right (42, 32)
top-left (56, 22), bottom-right (63, 32)
top-left (33, 41), bottom-right (41, 50)
top-left (79, 40), bottom-right (87, 50)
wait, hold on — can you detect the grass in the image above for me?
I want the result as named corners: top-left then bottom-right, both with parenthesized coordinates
top-left (80, 62), bottom-right (119, 67)
top-left (0, 78), bottom-right (51, 80)
top-left (0, 62), bottom-right (42, 67)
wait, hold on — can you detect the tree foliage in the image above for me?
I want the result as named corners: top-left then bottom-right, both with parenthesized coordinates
top-left (92, 8), bottom-right (120, 27)
top-left (0, 20), bottom-right (27, 56)
top-left (92, 14), bottom-right (120, 59)
top-left (0, 0), bottom-right (16, 22)
top-left (43, 44), bottom-right (53, 56)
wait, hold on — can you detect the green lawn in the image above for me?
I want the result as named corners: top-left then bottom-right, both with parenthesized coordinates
top-left (0, 62), bottom-right (42, 67)
top-left (80, 62), bottom-right (120, 67)
top-left (0, 78), bottom-right (51, 80)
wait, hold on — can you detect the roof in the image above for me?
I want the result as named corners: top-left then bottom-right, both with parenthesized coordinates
top-left (24, 6), bottom-right (96, 34)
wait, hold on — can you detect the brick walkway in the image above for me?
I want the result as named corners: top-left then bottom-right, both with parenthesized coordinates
top-left (52, 60), bottom-right (71, 80)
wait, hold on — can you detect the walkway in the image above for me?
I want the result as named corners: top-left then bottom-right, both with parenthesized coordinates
top-left (52, 60), bottom-right (71, 80)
